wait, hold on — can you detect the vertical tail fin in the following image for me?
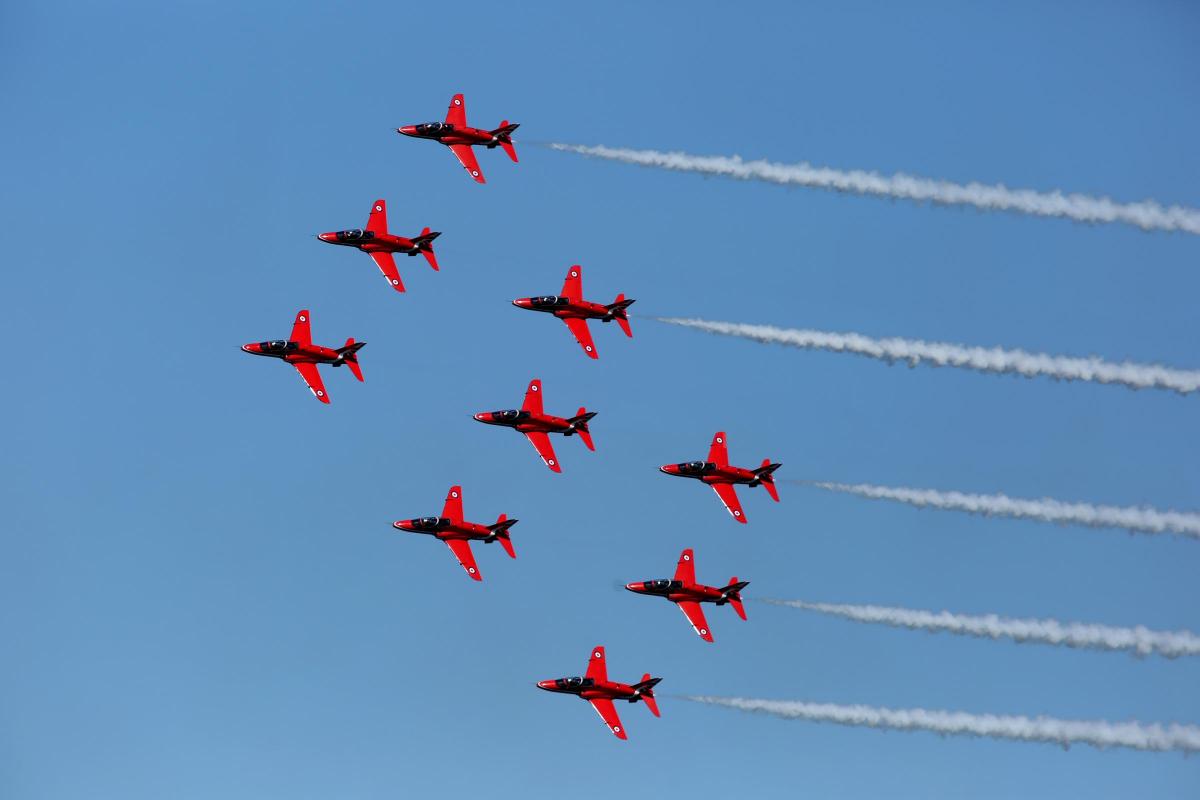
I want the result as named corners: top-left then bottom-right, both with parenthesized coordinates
top-left (570, 408), bottom-right (596, 451)
top-left (635, 674), bottom-right (661, 717)
top-left (417, 227), bottom-right (440, 272)
top-left (489, 515), bottom-right (518, 561)
top-left (725, 578), bottom-right (748, 620)
top-left (339, 338), bottom-right (364, 382)
top-left (756, 459), bottom-right (781, 502)
top-left (606, 294), bottom-right (634, 338)
top-left (495, 120), bottom-right (519, 162)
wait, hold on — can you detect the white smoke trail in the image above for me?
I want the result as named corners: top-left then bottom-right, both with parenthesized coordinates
top-left (547, 143), bottom-right (1200, 235)
top-left (683, 696), bottom-right (1200, 753)
top-left (654, 317), bottom-right (1200, 395)
top-left (805, 480), bottom-right (1200, 539)
top-left (762, 599), bottom-right (1200, 659)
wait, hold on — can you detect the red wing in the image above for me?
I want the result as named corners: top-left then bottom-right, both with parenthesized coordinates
top-left (711, 482), bottom-right (747, 523)
top-left (673, 548), bottom-right (696, 584)
top-left (448, 144), bottom-right (485, 184)
top-left (522, 378), bottom-right (544, 415)
top-left (524, 431), bottom-right (561, 473)
top-left (589, 697), bottom-right (628, 740)
top-left (441, 485), bottom-right (463, 524)
top-left (292, 362), bottom-right (329, 404)
top-left (445, 93), bottom-right (467, 127)
top-left (445, 538), bottom-right (482, 581)
top-left (561, 264), bottom-right (583, 299)
top-left (369, 251), bottom-right (405, 292)
top-left (290, 309), bottom-right (312, 346)
top-left (707, 431), bottom-right (729, 466)
top-left (585, 646), bottom-right (608, 681)
top-left (562, 317), bottom-right (598, 359)
top-left (366, 199), bottom-right (388, 234)
top-left (677, 600), bottom-right (714, 642)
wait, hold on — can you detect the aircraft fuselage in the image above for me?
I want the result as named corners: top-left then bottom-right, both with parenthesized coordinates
top-left (397, 123), bottom-right (498, 147)
top-left (624, 579), bottom-right (730, 605)
top-left (473, 409), bottom-right (577, 435)
top-left (317, 229), bottom-right (427, 255)
top-left (536, 677), bottom-right (641, 702)
top-left (393, 516), bottom-right (496, 542)
top-left (511, 295), bottom-right (615, 321)
top-left (241, 340), bottom-right (345, 366)
top-left (659, 461), bottom-right (760, 486)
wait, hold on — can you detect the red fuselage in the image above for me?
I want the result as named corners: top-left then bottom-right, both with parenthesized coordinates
top-left (625, 578), bottom-right (732, 605)
top-left (536, 676), bottom-right (642, 703)
top-left (241, 339), bottom-right (345, 366)
top-left (474, 409), bottom-right (578, 435)
top-left (397, 122), bottom-right (499, 147)
top-left (511, 295), bottom-right (615, 322)
top-left (316, 228), bottom-right (428, 255)
top-left (659, 461), bottom-right (761, 486)
top-left (393, 515), bottom-right (502, 543)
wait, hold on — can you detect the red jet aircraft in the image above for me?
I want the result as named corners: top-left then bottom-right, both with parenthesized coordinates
top-left (660, 432), bottom-right (781, 523)
top-left (397, 94), bottom-right (518, 184)
top-left (512, 265), bottom-right (635, 359)
top-left (241, 309), bottom-right (363, 404)
top-left (392, 485), bottom-right (517, 581)
top-left (626, 548), bottom-right (748, 642)
top-left (473, 379), bottom-right (595, 473)
top-left (537, 646), bottom-right (661, 740)
top-left (317, 199), bottom-right (440, 293)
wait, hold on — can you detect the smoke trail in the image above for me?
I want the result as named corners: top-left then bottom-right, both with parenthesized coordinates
top-left (546, 143), bottom-right (1200, 235)
top-left (804, 480), bottom-right (1200, 539)
top-left (761, 598), bottom-right (1200, 659)
top-left (654, 317), bottom-right (1200, 395)
top-left (682, 696), bottom-right (1200, 753)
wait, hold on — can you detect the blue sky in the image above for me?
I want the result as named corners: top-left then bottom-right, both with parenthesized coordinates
top-left (3, 0), bottom-right (1199, 796)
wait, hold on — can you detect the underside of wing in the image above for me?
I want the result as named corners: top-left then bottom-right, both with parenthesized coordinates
top-left (369, 251), bottom-right (405, 292)
top-left (448, 144), bottom-right (485, 184)
top-left (585, 646), bottom-right (608, 681)
top-left (711, 482), bottom-right (747, 523)
top-left (290, 309), bottom-right (312, 346)
top-left (522, 378), bottom-right (544, 414)
top-left (589, 698), bottom-right (627, 740)
top-left (707, 431), bottom-right (729, 466)
top-left (442, 485), bottom-right (463, 524)
top-left (673, 548), bottom-right (696, 584)
top-left (560, 264), bottom-right (582, 299)
top-left (292, 361), bottom-right (329, 404)
top-left (524, 431), bottom-right (561, 473)
top-left (445, 538), bottom-right (481, 581)
top-left (677, 600), bottom-right (714, 642)
top-left (562, 317), bottom-right (598, 359)
top-left (366, 199), bottom-right (388, 233)
top-left (445, 93), bottom-right (467, 127)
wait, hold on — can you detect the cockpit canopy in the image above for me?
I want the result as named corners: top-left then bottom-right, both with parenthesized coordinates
top-left (644, 579), bottom-right (681, 591)
top-left (338, 229), bottom-right (374, 242)
top-left (414, 516), bottom-right (449, 529)
top-left (678, 461), bottom-right (713, 473)
top-left (260, 340), bottom-right (297, 352)
top-left (494, 409), bottom-right (528, 422)
top-left (416, 122), bottom-right (453, 133)
top-left (532, 295), bottom-right (570, 306)
top-left (558, 676), bottom-right (594, 688)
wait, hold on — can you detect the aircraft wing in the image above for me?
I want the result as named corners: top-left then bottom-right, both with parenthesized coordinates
top-left (585, 646), bottom-right (608, 681)
top-left (445, 538), bottom-right (482, 581)
top-left (677, 600), bottom-right (714, 642)
top-left (292, 361), bottom-right (329, 404)
top-left (442, 485), bottom-right (463, 524)
top-left (448, 144), bottom-right (485, 184)
top-left (445, 93), bottom-right (467, 127)
top-left (290, 309), bottom-right (312, 346)
top-left (707, 431), bottom-right (729, 466)
top-left (673, 548), bottom-right (696, 583)
top-left (366, 199), bottom-right (388, 233)
top-left (561, 264), bottom-right (582, 300)
top-left (524, 431), bottom-right (561, 473)
top-left (562, 317), bottom-right (598, 359)
top-left (711, 482), bottom-right (747, 523)
top-left (522, 378), bottom-right (544, 414)
top-left (589, 697), bottom-right (628, 740)
top-left (369, 251), bottom-right (405, 292)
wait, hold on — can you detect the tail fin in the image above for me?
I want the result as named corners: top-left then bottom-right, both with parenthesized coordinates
top-left (568, 408), bottom-right (596, 451)
top-left (413, 227), bottom-right (441, 272)
top-left (605, 294), bottom-right (635, 338)
top-left (634, 674), bottom-right (661, 717)
top-left (487, 514), bottom-right (518, 558)
top-left (492, 121), bottom-right (519, 162)
top-left (754, 459), bottom-right (781, 502)
top-left (723, 578), bottom-right (749, 620)
top-left (337, 338), bottom-right (365, 382)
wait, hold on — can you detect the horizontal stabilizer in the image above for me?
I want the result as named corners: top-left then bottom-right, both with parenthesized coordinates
top-left (723, 578), bottom-right (749, 620)
top-left (414, 227), bottom-right (441, 271)
top-left (487, 514), bottom-right (518, 559)
top-left (492, 121), bottom-right (519, 162)
top-left (568, 409), bottom-right (596, 451)
top-left (754, 460), bottom-right (782, 501)
top-left (634, 675), bottom-right (661, 717)
top-left (605, 294), bottom-right (635, 338)
top-left (337, 338), bottom-right (365, 382)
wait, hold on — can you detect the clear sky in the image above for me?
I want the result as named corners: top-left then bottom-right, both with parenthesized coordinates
top-left (3, 1), bottom-right (1199, 797)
